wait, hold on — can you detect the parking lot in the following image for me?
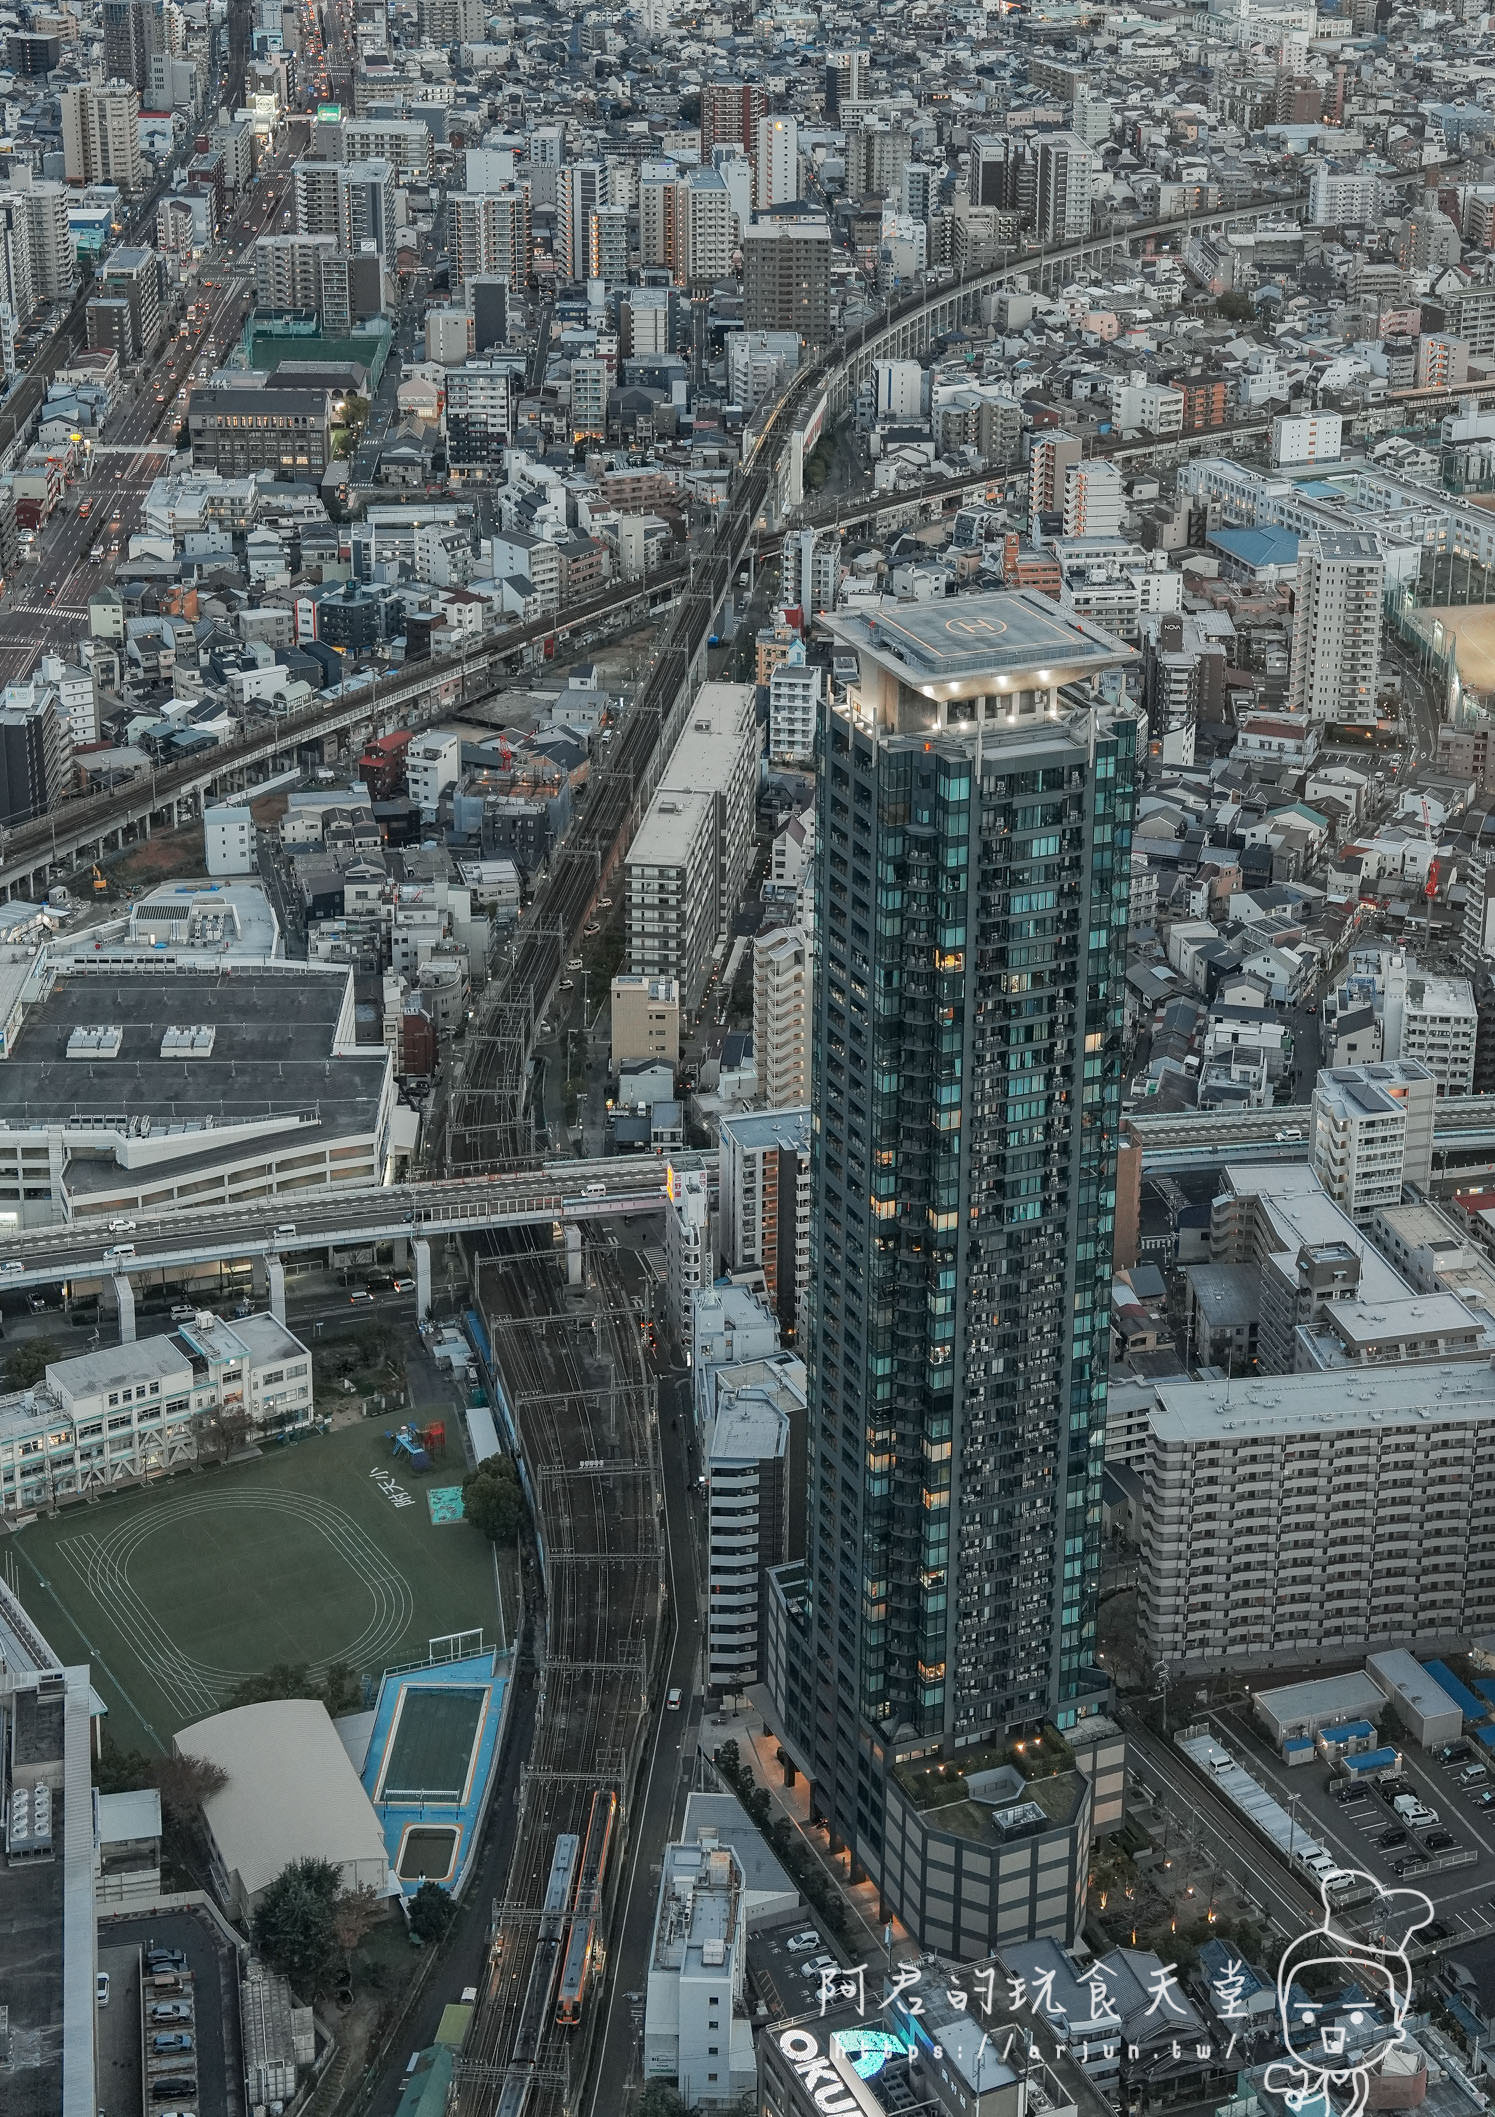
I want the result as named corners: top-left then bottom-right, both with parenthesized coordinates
top-left (1212, 1703), bottom-right (1495, 1943)
top-left (98, 1907), bottom-right (243, 2117)
top-left (745, 1920), bottom-right (845, 2024)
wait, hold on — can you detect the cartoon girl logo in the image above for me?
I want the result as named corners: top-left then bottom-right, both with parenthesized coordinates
top-left (1264, 1872), bottom-right (1433, 2117)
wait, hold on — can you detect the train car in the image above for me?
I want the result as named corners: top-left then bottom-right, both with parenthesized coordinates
top-left (539, 1831), bottom-right (581, 1940)
top-left (556, 1791), bottom-right (618, 2027)
top-left (509, 1832), bottom-right (581, 2069)
top-left (494, 2073), bottom-right (532, 2117)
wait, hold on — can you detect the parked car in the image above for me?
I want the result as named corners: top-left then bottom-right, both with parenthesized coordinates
top-left (786, 1932), bottom-right (822, 1954)
top-left (1377, 1828), bottom-right (1407, 1850)
top-left (1426, 1830), bottom-right (1455, 1851)
top-left (96, 1973), bottom-right (109, 2007)
top-left (1439, 1742), bottom-right (1472, 1765)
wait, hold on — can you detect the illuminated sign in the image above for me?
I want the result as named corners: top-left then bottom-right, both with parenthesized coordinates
top-left (317, 103), bottom-right (342, 120)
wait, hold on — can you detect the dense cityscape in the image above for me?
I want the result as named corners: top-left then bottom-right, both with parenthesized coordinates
top-left (4, 0), bottom-right (1495, 2114)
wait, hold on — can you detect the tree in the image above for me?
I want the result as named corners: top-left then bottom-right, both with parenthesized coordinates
top-left (4, 1338), bottom-right (57, 1389)
top-left (253, 1857), bottom-right (342, 1998)
top-left (153, 1751), bottom-right (227, 1827)
top-left (95, 1737), bottom-right (154, 1794)
top-left (321, 1661), bottom-right (363, 1718)
top-left (462, 1453), bottom-right (525, 1543)
top-left (331, 1883), bottom-right (383, 1972)
top-left (225, 1661), bottom-right (363, 1717)
top-left (635, 2087), bottom-right (688, 2117)
top-left (409, 1880), bottom-right (456, 1945)
top-left (1215, 289), bottom-right (1254, 321)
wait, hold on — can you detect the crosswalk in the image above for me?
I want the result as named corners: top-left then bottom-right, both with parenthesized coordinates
top-left (3, 599), bottom-right (87, 620)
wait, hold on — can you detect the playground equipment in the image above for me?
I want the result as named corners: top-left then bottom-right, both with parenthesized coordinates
top-left (388, 1420), bottom-right (448, 1472)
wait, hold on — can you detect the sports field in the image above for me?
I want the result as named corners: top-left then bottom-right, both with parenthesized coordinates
top-left (379, 1684), bottom-right (486, 1802)
top-left (9, 1420), bottom-right (514, 1754)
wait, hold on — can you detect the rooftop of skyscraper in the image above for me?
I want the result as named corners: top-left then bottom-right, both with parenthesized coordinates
top-left (825, 591), bottom-right (1135, 707)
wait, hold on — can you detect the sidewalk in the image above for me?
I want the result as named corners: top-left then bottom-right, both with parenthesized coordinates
top-left (698, 1702), bottom-right (916, 1970)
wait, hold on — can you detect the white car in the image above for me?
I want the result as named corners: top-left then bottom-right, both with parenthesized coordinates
top-left (800, 1954), bottom-right (837, 1979)
top-left (666, 1687), bottom-right (683, 1709)
top-left (1, 1260), bottom-right (23, 1275)
top-left (96, 1972), bottom-right (109, 2007)
top-left (786, 1932), bottom-right (822, 1954)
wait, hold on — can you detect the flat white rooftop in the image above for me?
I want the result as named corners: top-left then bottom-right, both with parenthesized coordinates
top-left (1151, 1358), bottom-right (1495, 1444)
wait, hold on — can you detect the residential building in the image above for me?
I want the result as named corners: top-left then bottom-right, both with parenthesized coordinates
top-left (255, 231), bottom-right (339, 313)
top-left (767, 640), bottom-right (818, 762)
top-left (205, 804), bottom-right (255, 876)
top-left (61, 82), bottom-right (142, 191)
top-left (767, 592), bottom-right (1137, 1955)
top-left (741, 216), bottom-right (832, 343)
top-left (705, 1372), bottom-right (795, 1692)
top-left (1139, 1361), bottom-right (1495, 1674)
top-left (1286, 532), bottom-right (1384, 725)
top-left (1383, 961), bottom-right (1477, 1093)
top-left (91, 246), bottom-right (165, 361)
top-left (1061, 459), bottom-right (1124, 539)
top-left (0, 680), bottom-right (71, 827)
top-left (756, 116), bottom-right (799, 210)
top-left (665, 1163), bottom-right (712, 1349)
top-left (102, 0), bottom-right (157, 91)
top-left (445, 363), bottom-right (515, 473)
top-left (701, 79), bottom-right (766, 160)
top-left (1311, 1060), bottom-right (1438, 1219)
top-left (718, 1105), bottom-right (810, 1337)
top-left (1036, 131), bottom-right (1092, 243)
top-left (751, 928), bottom-right (810, 1112)
top-left (626, 682), bottom-right (758, 1015)
top-left (450, 187), bottom-right (531, 292)
top-left (1028, 432), bottom-right (1082, 535)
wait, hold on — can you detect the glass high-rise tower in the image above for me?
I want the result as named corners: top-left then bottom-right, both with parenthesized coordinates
top-left (775, 594), bottom-right (1137, 1954)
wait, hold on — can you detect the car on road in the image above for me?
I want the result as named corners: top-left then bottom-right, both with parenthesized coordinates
top-left (666, 1687), bottom-right (683, 1709)
top-left (349, 1289), bottom-right (374, 1304)
top-left (97, 1972), bottom-right (109, 2006)
top-left (392, 1276), bottom-right (413, 1292)
top-left (0, 1260), bottom-right (23, 1275)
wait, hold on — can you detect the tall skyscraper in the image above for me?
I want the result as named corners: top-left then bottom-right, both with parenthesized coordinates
top-left (61, 82), bottom-right (142, 191)
top-left (1287, 530), bottom-right (1384, 724)
top-left (771, 593), bottom-right (1138, 1955)
top-left (102, 0), bottom-right (158, 91)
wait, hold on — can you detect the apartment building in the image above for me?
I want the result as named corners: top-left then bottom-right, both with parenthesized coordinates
top-left (705, 1372), bottom-right (795, 1692)
top-left (718, 1106), bottom-right (810, 1339)
top-left (1310, 1060), bottom-right (1437, 1220)
top-left (444, 362), bottom-right (515, 473)
top-left (751, 927), bottom-right (810, 1110)
top-left (188, 387), bottom-right (334, 479)
top-left (1383, 963), bottom-right (1477, 1093)
top-left (740, 216), bottom-right (832, 344)
top-left (61, 82), bottom-right (142, 191)
top-left (1139, 1362), bottom-right (1495, 1674)
top-left (450, 187), bottom-right (531, 292)
top-left (766, 644), bottom-right (818, 763)
top-left (1286, 531), bottom-right (1385, 725)
top-left (626, 682), bottom-right (757, 1015)
top-left (665, 1164), bottom-right (712, 1348)
top-left (0, 1315), bottom-right (313, 1518)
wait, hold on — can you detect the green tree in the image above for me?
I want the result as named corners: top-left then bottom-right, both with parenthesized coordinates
top-left (321, 1660), bottom-right (363, 1717)
top-left (153, 1751), bottom-right (227, 1827)
top-left (635, 2086), bottom-right (689, 2117)
top-left (95, 1737), bottom-right (155, 1794)
top-left (409, 1880), bottom-right (456, 1945)
top-left (1215, 289), bottom-right (1253, 321)
top-left (4, 1338), bottom-right (57, 1389)
top-left (253, 1856), bottom-right (342, 1998)
top-left (462, 1453), bottom-right (525, 1542)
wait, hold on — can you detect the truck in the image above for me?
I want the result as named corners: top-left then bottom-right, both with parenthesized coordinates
top-left (1393, 1793), bottom-right (1438, 1828)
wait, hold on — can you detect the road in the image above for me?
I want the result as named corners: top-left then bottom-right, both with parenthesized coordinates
top-left (0, 163), bottom-right (293, 684)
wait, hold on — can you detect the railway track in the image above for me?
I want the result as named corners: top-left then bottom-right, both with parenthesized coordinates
top-left (454, 1233), bottom-right (663, 2117)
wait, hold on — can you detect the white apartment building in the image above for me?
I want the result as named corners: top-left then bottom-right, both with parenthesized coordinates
top-left (1287, 531), bottom-right (1384, 725)
top-left (626, 682), bottom-right (757, 1016)
top-left (1271, 411), bottom-right (1343, 468)
top-left (0, 1315), bottom-right (313, 1518)
top-left (1061, 459), bottom-right (1124, 539)
top-left (204, 804), bottom-right (255, 876)
top-left (1383, 962), bottom-right (1477, 1093)
top-left (1310, 1060), bottom-right (1437, 1220)
top-left (755, 114), bottom-right (798, 210)
top-left (705, 1369), bottom-right (797, 1692)
top-left (751, 929), bottom-right (810, 1111)
top-left (407, 730), bottom-right (464, 815)
top-left (1139, 1362), bottom-right (1495, 1674)
top-left (665, 1164), bottom-right (712, 1348)
top-left (1307, 166), bottom-right (1386, 225)
top-left (766, 644), bottom-right (818, 764)
top-left (718, 1106), bottom-right (810, 1338)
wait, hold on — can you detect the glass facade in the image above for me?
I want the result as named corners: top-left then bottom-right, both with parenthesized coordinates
top-left (802, 688), bottom-right (1137, 1874)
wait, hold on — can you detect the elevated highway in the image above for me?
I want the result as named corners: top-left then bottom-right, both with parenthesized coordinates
top-left (1129, 1097), bottom-right (1495, 1177)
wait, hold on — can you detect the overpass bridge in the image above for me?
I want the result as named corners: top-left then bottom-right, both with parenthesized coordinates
top-left (1128, 1096), bottom-right (1495, 1176)
top-left (0, 1154), bottom-right (708, 1337)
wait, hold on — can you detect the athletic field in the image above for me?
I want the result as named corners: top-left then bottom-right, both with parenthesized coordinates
top-left (378, 1684), bottom-right (487, 1803)
top-left (9, 1421), bottom-right (513, 1754)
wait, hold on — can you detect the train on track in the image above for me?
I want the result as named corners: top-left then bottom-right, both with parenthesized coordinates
top-left (556, 1790), bottom-right (618, 2027)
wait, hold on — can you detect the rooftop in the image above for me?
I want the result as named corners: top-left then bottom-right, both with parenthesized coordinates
top-left (825, 589), bottom-right (1135, 697)
top-left (1150, 1356), bottom-right (1495, 1445)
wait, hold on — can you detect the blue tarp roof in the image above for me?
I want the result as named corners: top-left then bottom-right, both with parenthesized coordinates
top-left (1424, 1660), bottom-right (1488, 1725)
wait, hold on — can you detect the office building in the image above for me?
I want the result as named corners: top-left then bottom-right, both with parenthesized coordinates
top-left (756, 115), bottom-right (799, 209)
top-left (718, 1105), bottom-right (810, 1337)
top-left (1036, 131), bottom-right (1092, 243)
top-left (706, 1369), bottom-right (796, 1692)
top-left (610, 974), bottom-right (681, 1068)
top-left (61, 82), bottom-right (142, 191)
top-left (767, 592), bottom-right (1137, 1954)
top-left (741, 216), bottom-right (832, 344)
top-left (1139, 1361), bottom-right (1495, 1675)
top-left (188, 386), bottom-right (334, 479)
top-left (0, 680), bottom-right (70, 826)
top-left (643, 1806), bottom-right (796, 2111)
top-left (1286, 531), bottom-right (1384, 725)
top-left (451, 187), bottom-right (531, 292)
top-left (751, 929), bottom-right (811, 1113)
top-left (1310, 1060), bottom-right (1437, 1220)
top-left (444, 362), bottom-right (515, 473)
top-left (626, 682), bottom-right (758, 1015)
